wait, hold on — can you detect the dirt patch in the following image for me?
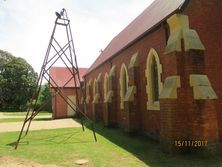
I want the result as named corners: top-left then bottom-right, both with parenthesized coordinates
top-left (0, 118), bottom-right (81, 133)
top-left (0, 156), bottom-right (57, 167)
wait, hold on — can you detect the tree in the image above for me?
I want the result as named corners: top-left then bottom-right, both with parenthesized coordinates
top-left (37, 83), bottom-right (52, 112)
top-left (0, 49), bottom-right (38, 111)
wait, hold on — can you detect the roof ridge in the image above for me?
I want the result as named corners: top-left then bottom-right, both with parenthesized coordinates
top-left (84, 0), bottom-right (187, 76)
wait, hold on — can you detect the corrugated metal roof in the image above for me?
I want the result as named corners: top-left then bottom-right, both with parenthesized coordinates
top-left (49, 67), bottom-right (87, 88)
top-left (85, 0), bottom-right (186, 76)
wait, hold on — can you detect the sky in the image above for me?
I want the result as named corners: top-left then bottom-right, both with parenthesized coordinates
top-left (0, 0), bottom-right (154, 74)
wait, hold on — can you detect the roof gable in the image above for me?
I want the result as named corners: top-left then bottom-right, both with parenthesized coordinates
top-left (49, 67), bottom-right (87, 88)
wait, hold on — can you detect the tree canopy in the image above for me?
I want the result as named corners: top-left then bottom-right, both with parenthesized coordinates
top-left (35, 83), bottom-right (52, 112)
top-left (0, 49), bottom-right (38, 110)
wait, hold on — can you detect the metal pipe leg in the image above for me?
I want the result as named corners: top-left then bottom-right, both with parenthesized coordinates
top-left (91, 122), bottom-right (97, 142)
top-left (25, 117), bottom-right (33, 136)
top-left (15, 120), bottom-right (27, 149)
top-left (80, 117), bottom-right (85, 131)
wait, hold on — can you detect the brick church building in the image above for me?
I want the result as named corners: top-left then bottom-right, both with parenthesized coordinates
top-left (83, 0), bottom-right (222, 154)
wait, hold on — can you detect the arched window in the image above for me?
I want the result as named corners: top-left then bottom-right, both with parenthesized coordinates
top-left (146, 48), bottom-right (163, 110)
top-left (120, 64), bottom-right (129, 109)
top-left (103, 73), bottom-right (109, 101)
top-left (86, 79), bottom-right (92, 103)
top-left (152, 57), bottom-right (159, 101)
top-left (93, 78), bottom-right (97, 101)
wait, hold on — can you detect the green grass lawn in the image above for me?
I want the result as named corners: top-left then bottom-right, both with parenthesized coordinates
top-left (0, 111), bottom-right (52, 123)
top-left (0, 117), bottom-right (52, 123)
top-left (0, 122), bottom-right (222, 167)
top-left (2, 111), bottom-right (52, 116)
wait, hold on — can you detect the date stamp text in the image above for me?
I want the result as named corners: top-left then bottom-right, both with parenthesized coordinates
top-left (175, 140), bottom-right (208, 147)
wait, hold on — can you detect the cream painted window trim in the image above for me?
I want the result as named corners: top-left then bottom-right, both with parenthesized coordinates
top-left (93, 78), bottom-right (97, 102)
top-left (86, 79), bottom-right (92, 103)
top-left (103, 72), bottom-right (109, 102)
top-left (86, 95), bottom-right (90, 104)
top-left (119, 64), bottom-right (129, 110)
top-left (145, 48), bottom-right (163, 111)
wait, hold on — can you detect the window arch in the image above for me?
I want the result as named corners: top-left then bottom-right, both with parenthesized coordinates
top-left (86, 79), bottom-right (92, 103)
top-left (120, 64), bottom-right (129, 109)
top-left (103, 72), bottom-right (109, 101)
top-left (145, 48), bottom-right (163, 110)
top-left (93, 78), bottom-right (97, 101)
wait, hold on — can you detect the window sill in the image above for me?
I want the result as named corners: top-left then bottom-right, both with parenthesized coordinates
top-left (147, 101), bottom-right (160, 111)
top-left (120, 102), bottom-right (124, 110)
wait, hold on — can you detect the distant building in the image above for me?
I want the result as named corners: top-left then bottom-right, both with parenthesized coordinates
top-left (49, 67), bottom-right (87, 119)
top-left (83, 0), bottom-right (222, 154)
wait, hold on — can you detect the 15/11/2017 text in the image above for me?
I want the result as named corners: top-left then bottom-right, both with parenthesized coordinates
top-left (175, 140), bottom-right (208, 147)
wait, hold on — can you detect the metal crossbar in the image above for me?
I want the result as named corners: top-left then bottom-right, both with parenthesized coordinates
top-left (15, 8), bottom-right (97, 150)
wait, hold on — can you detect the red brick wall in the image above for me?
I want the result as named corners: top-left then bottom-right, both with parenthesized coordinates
top-left (85, 26), bottom-right (166, 132)
top-left (84, 0), bottom-right (222, 141)
top-left (85, 64), bottom-right (110, 118)
top-left (51, 87), bottom-right (80, 119)
top-left (183, 0), bottom-right (222, 141)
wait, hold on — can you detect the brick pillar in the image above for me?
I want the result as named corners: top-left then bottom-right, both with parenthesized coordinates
top-left (104, 65), bottom-right (118, 127)
top-left (79, 83), bottom-right (85, 115)
top-left (85, 79), bottom-right (93, 119)
top-left (97, 77), bottom-right (103, 121)
top-left (92, 103), bottom-right (97, 121)
top-left (123, 53), bottom-right (140, 134)
top-left (92, 73), bottom-right (102, 121)
top-left (160, 14), bottom-right (219, 154)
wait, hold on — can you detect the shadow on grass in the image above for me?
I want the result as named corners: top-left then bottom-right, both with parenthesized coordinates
top-left (82, 120), bottom-right (222, 167)
top-left (7, 141), bottom-right (29, 147)
top-left (7, 129), bottom-right (93, 149)
top-left (7, 134), bottom-right (29, 147)
top-left (33, 131), bottom-right (92, 145)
